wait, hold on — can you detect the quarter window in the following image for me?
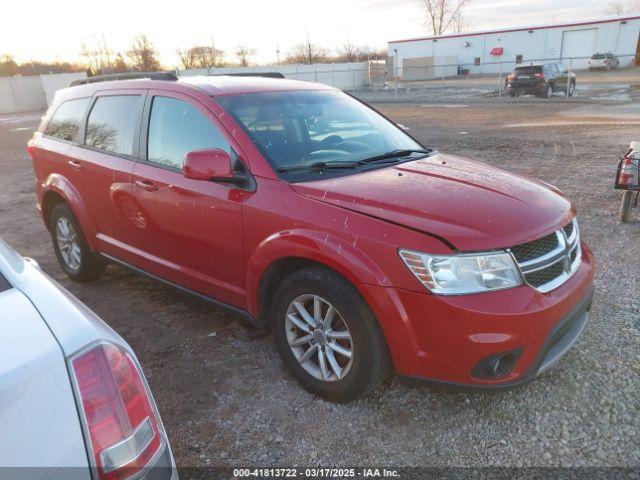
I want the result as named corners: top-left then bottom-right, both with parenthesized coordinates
top-left (44, 98), bottom-right (90, 141)
top-left (85, 95), bottom-right (142, 156)
top-left (147, 97), bottom-right (230, 169)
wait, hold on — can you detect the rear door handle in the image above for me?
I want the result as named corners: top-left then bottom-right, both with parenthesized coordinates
top-left (68, 160), bottom-right (82, 171)
top-left (135, 179), bottom-right (159, 192)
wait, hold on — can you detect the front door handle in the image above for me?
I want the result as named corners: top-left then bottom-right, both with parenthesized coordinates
top-left (68, 160), bottom-right (82, 171)
top-left (135, 179), bottom-right (159, 192)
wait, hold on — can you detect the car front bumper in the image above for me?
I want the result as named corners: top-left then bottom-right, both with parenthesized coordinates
top-left (359, 242), bottom-right (595, 389)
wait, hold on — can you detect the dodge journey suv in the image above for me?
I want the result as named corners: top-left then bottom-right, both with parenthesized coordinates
top-left (28, 73), bottom-right (594, 402)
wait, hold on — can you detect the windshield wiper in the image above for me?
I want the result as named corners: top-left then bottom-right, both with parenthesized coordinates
top-left (358, 148), bottom-right (434, 165)
top-left (278, 161), bottom-right (358, 172)
top-left (277, 149), bottom-right (435, 172)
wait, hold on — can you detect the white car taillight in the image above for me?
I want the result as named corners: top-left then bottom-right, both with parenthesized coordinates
top-left (70, 343), bottom-right (165, 480)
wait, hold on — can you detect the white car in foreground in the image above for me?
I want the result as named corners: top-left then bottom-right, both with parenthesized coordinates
top-left (0, 239), bottom-right (177, 480)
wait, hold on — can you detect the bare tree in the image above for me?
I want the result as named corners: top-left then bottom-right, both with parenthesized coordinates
top-left (337, 41), bottom-right (371, 63)
top-left (286, 33), bottom-right (328, 64)
top-left (605, 0), bottom-right (640, 15)
top-left (112, 53), bottom-right (128, 73)
top-left (234, 45), bottom-right (255, 67)
top-left (0, 54), bottom-right (19, 77)
top-left (178, 45), bottom-right (225, 69)
top-left (607, 1), bottom-right (627, 15)
top-left (0, 54), bottom-right (83, 77)
top-left (80, 34), bottom-right (113, 74)
top-left (418, 0), bottom-right (472, 35)
top-left (451, 8), bottom-right (472, 33)
top-left (127, 35), bottom-right (161, 72)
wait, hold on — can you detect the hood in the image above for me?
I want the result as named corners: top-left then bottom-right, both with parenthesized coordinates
top-left (290, 153), bottom-right (573, 251)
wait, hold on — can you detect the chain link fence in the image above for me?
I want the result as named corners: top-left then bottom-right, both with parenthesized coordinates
top-left (178, 54), bottom-right (639, 102)
top-left (377, 54), bottom-right (640, 101)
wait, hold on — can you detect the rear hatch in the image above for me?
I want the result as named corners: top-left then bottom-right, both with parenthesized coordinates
top-left (510, 66), bottom-right (543, 86)
top-left (0, 285), bottom-right (90, 476)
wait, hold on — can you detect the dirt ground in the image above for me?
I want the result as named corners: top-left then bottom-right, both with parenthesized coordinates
top-left (0, 99), bottom-right (639, 470)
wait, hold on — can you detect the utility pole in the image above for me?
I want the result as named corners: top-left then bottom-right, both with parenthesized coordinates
top-left (394, 48), bottom-right (399, 97)
top-left (276, 44), bottom-right (281, 66)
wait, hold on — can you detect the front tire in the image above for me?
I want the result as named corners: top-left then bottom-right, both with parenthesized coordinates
top-left (49, 203), bottom-right (106, 282)
top-left (271, 266), bottom-right (391, 402)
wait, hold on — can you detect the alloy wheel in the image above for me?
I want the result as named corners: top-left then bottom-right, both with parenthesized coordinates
top-left (284, 294), bottom-right (354, 382)
top-left (56, 217), bottom-right (81, 271)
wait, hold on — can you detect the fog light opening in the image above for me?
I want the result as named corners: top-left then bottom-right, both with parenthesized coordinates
top-left (489, 354), bottom-right (515, 378)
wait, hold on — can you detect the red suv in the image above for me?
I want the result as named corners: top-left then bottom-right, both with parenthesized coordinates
top-left (28, 73), bottom-right (594, 402)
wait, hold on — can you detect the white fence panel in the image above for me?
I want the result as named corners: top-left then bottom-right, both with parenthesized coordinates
top-left (41, 72), bottom-right (87, 106)
top-left (0, 76), bottom-right (47, 114)
top-left (177, 62), bottom-right (371, 90)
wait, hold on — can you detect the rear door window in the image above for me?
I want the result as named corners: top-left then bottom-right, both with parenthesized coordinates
top-left (147, 96), bottom-right (230, 170)
top-left (44, 98), bottom-right (91, 142)
top-left (85, 95), bottom-right (143, 156)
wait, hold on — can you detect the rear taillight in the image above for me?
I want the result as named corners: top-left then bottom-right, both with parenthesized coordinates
top-left (619, 156), bottom-right (639, 187)
top-left (534, 72), bottom-right (544, 78)
top-left (604, 59), bottom-right (609, 64)
top-left (71, 343), bottom-right (165, 480)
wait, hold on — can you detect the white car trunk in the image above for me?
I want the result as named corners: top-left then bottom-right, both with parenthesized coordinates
top-left (0, 288), bottom-right (90, 477)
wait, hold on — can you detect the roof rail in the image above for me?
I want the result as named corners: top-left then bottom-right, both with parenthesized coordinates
top-left (213, 72), bottom-right (286, 79)
top-left (70, 72), bottom-right (179, 87)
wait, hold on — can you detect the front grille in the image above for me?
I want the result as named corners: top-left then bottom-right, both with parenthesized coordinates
top-left (563, 222), bottom-right (574, 239)
top-left (510, 219), bottom-right (581, 293)
top-left (524, 261), bottom-right (565, 288)
top-left (510, 232), bottom-right (559, 263)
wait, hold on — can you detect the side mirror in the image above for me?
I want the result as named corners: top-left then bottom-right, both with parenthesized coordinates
top-left (183, 148), bottom-right (233, 181)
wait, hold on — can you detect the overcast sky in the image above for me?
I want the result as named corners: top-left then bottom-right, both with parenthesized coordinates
top-left (1, 0), bottom-right (624, 66)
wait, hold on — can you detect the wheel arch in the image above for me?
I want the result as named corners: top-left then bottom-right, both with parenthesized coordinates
top-left (247, 229), bottom-right (392, 328)
top-left (42, 190), bottom-right (67, 228)
top-left (41, 174), bottom-right (98, 249)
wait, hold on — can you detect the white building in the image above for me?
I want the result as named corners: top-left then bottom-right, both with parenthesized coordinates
top-left (388, 15), bottom-right (640, 78)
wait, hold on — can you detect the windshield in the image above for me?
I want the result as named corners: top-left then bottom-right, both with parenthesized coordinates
top-left (217, 90), bottom-right (425, 180)
top-left (591, 54), bottom-right (606, 59)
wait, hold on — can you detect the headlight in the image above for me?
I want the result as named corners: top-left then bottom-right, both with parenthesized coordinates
top-left (399, 249), bottom-right (523, 295)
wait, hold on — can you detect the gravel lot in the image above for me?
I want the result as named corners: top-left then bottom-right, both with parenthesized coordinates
top-left (1, 96), bottom-right (639, 471)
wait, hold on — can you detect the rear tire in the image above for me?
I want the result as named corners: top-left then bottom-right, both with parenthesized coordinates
top-left (619, 191), bottom-right (635, 223)
top-left (271, 266), bottom-right (391, 403)
top-left (545, 83), bottom-right (553, 98)
top-left (49, 203), bottom-right (106, 282)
